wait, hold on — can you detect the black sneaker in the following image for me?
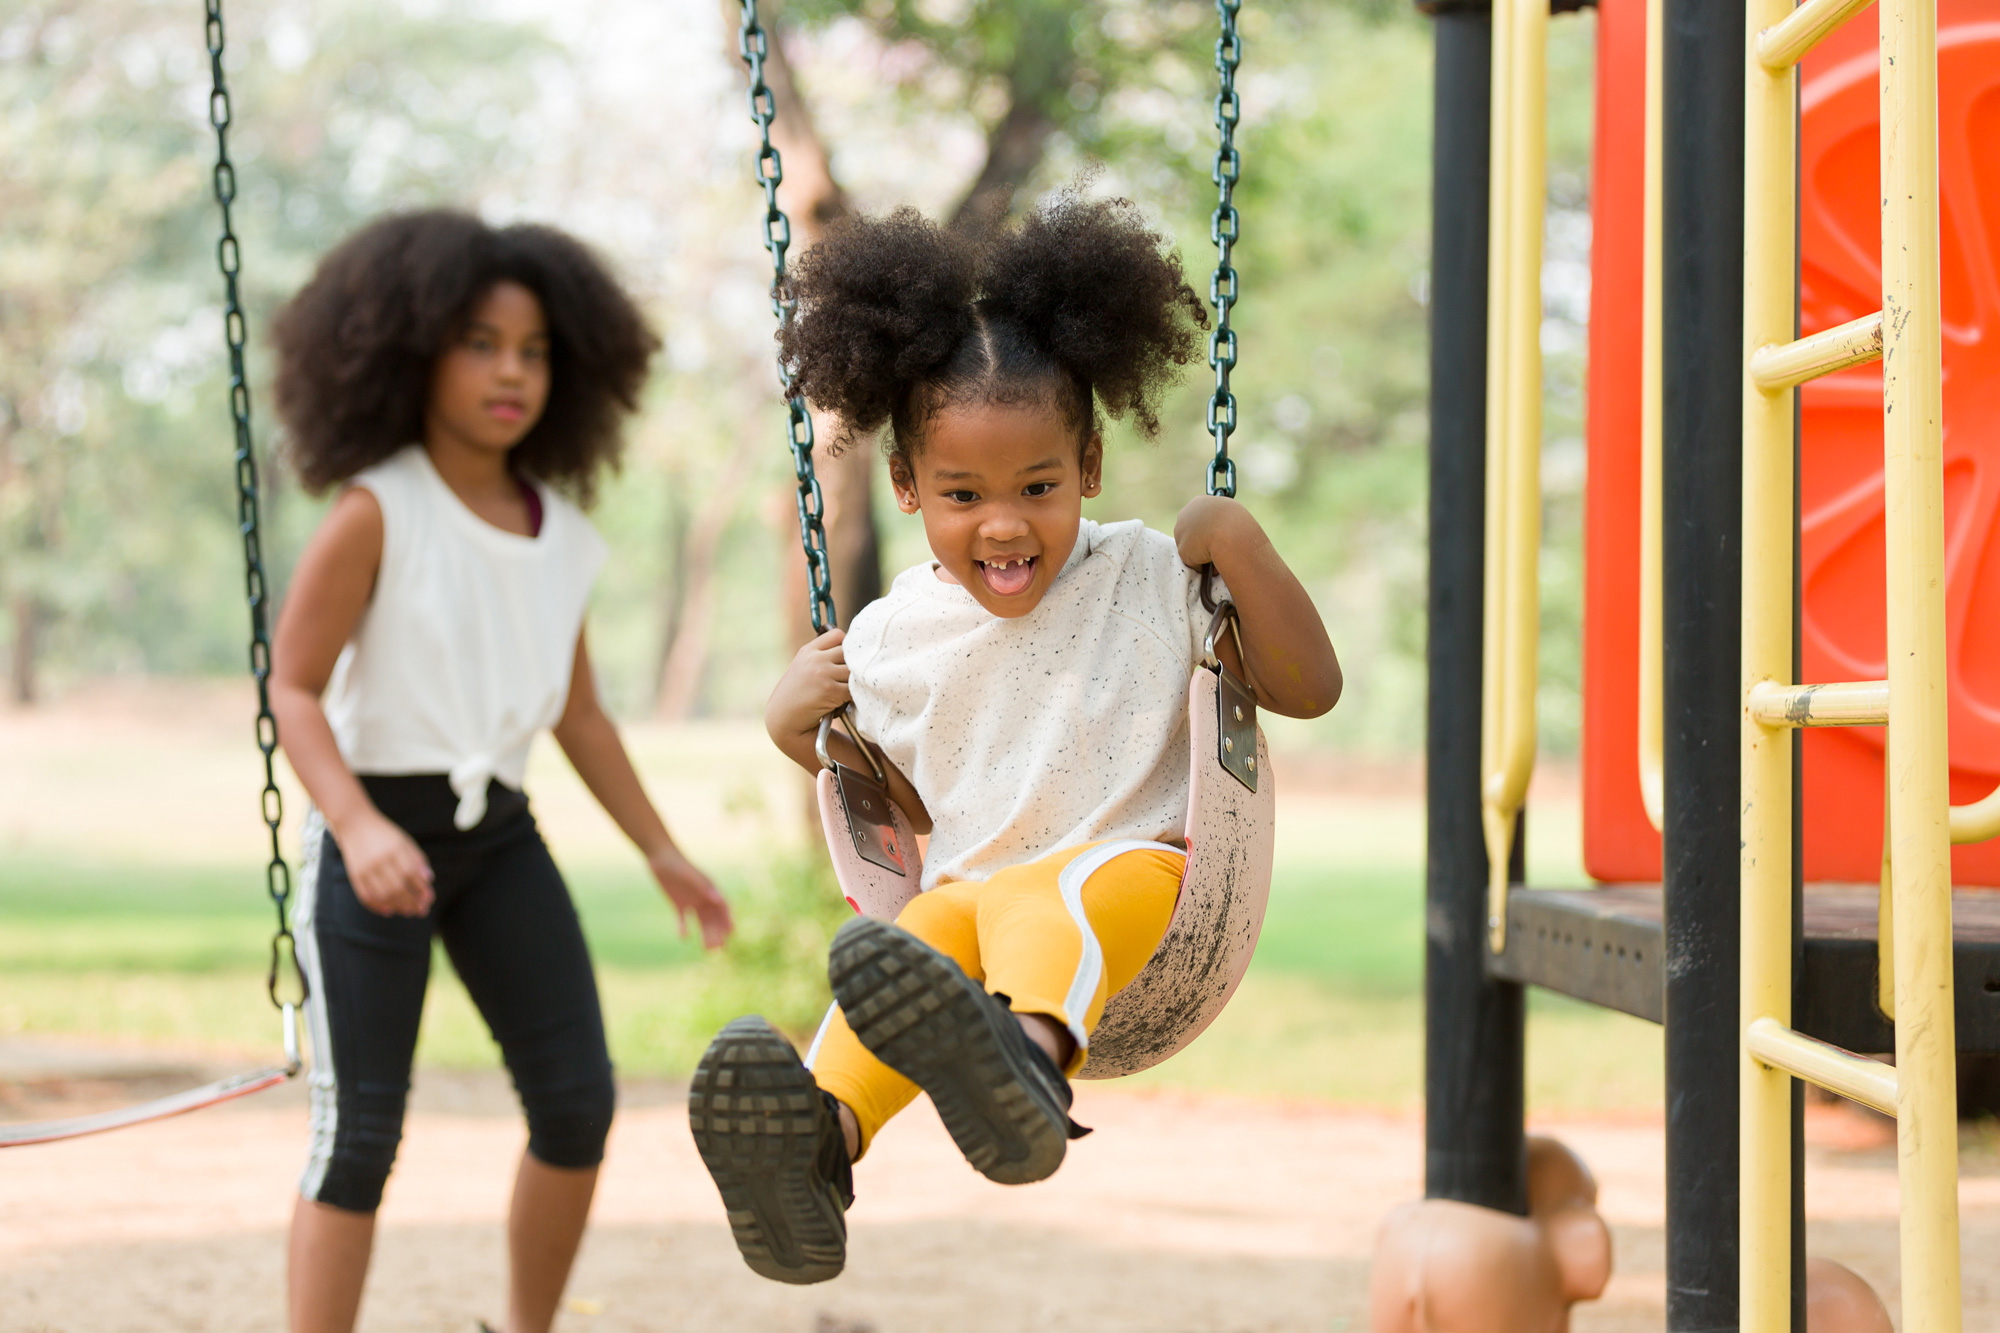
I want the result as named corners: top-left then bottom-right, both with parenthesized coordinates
top-left (827, 915), bottom-right (1090, 1186)
top-left (688, 1016), bottom-right (854, 1285)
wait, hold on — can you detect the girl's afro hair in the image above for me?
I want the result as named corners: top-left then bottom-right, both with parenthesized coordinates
top-left (271, 209), bottom-right (658, 505)
top-left (780, 192), bottom-right (1207, 455)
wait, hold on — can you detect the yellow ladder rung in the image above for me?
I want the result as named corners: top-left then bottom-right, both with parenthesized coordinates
top-left (1746, 1017), bottom-right (1900, 1115)
top-left (1758, 0), bottom-right (1879, 69)
top-left (1747, 678), bottom-right (1890, 727)
top-left (1749, 311), bottom-right (1885, 391)
top-left (1950, 785), bottom-right (2000, 843)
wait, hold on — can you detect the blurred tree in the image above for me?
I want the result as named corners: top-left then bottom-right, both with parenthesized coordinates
top-left (791, 0), bottom-right (1237, 235)
top-left (0, 0), bottom-right (554, 700)
top-left (1, 0), bottom-right (1599, 763)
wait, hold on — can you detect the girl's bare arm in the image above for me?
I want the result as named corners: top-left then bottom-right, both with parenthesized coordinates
top-left (1174, 496), bottom-right (1343, 719)
top-left (551, 632), bottom-right (732, 948)
top-left (270, 488), bottom-right (436, 915)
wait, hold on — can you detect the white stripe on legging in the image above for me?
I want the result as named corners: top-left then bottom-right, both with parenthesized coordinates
top-left (1053, 840), bottom-right (1184, 1055)
top-left (293, 809), bottom-right (340, 1203)
top-left (803, 1001), bottom-right (839, 1070)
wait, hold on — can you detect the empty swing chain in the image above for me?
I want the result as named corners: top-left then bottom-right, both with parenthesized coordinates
top-left (205, 0), bottom-right (305, 1045)
top-left (1207, 0), bottom-right (1243, 501)
top-left (739, 0), bottom-right (837, 636)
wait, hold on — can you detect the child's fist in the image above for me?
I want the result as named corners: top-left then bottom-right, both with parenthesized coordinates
top-left (765, 628), bottom-right (852, 745)
top-left (1174, 494), bottom-right (1262, 569)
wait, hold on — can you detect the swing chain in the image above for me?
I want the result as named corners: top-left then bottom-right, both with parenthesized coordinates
top-left (739, 0), bottom-right (837, 635)
top-left (205, 0), bottom-right (304, 1014)
top-left (1206, 0), bottom-right (1243, 500)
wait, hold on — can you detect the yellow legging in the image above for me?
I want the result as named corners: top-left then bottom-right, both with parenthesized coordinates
top-left (810, 838), bottom-right (1185, 1158)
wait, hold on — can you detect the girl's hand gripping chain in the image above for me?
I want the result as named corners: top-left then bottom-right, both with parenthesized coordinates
top-left (766, 629), bottom-right (854, 756)
top-left (1174, 494), bottom-right (1344, 720)
top-left (765, 628), bottom-right (931, 833)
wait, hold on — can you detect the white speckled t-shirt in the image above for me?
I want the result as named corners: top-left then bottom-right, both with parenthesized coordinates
top-left (844, 517), bottom-right (1227, 889)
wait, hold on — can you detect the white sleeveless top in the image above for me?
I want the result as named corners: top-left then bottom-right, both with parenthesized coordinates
top-left (323, 445), bottom-right (607, 830)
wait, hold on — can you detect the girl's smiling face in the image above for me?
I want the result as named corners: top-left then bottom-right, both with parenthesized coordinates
top-left (889, 401), bottom-right (1103, 619)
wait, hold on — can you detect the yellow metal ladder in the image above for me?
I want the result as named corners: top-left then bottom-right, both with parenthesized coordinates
top-left (1738, 0), bottom-right (1961, 1324)
top-left (1480, 0), bottom-right (1546, 954)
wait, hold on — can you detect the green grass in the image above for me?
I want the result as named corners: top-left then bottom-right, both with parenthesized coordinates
top-left (0, 857), bottom-right (719, 974)
top-left (1254, 861), bottom-right (1424, 993)
top-left (0, 846), bottom-right (1664, 1111)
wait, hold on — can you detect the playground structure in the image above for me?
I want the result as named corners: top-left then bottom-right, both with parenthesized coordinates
top-left (1421, 0), bottom-right (2000, 1325)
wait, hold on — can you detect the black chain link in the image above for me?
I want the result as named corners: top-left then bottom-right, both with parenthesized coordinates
top-left (205, 0), bottom-right (303, 1012)
top-left (1206, 0), bottom-right (1242, 499)
top-left (739, 0), bottom-right (837, 635)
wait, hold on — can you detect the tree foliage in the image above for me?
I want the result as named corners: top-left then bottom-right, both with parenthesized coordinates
top-left (0, 0), bottom-right (555, 691)
top-left (3, 0), bottom-right (1600, 759)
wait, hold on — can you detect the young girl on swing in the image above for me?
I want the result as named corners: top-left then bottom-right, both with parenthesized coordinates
top-left (268, 209), bottom-right (732, 1333)
top-left (689, 195), bottom-right (1342, 1284)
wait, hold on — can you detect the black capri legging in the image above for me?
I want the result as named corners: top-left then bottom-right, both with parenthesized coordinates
top-left (294, 774), bottom-right (614, 1213)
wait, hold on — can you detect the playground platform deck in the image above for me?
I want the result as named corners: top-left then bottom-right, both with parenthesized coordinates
top-left (1493, 886), bottom-right (2000, 1053)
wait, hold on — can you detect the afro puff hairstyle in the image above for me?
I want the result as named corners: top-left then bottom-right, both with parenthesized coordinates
top-left (271, 209), bottom-right (658, 506)
top-left (779, 192), bottom-right (1207, 457)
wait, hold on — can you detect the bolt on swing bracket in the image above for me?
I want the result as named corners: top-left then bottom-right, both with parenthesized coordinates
top-left (1203, 603), bottom-right (1260, 793)
top-left (817, 708), bottom-right (910, 876)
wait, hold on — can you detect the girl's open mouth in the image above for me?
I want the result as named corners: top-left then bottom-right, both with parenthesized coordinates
top-left (976, 555), bottom-right (1037, 597)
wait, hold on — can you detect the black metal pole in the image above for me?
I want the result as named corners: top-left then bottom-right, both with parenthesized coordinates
top-left (1422, 0), bottom-right (1529, 1217)
top-left (1660, 0), bottom-right (1745, 1318)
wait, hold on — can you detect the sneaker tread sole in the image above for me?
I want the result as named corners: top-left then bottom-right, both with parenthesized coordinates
top-left (830, 917), bottom-right (1067, 1186)
top-left (687, 1016), bottom-right (846, 1285)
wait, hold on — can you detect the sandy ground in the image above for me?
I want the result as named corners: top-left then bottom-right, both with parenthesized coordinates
top-left (5, 684), bottom-right (1990, 1328)
top-left (4, 1051), bottom-right (1997, 1332)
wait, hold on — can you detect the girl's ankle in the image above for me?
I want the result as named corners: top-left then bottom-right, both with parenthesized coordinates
top-left (837, 1101), bottom-right (861, 1161)
top-left (1016, 1011), bottom-right (1075, 1071)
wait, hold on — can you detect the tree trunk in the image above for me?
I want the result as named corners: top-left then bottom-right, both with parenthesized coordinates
top-left (949, 92), bottom-right (1059, 238)
top-left (9, 593), bottom-right (38, 707)
top-left (655, 442), bottom-right (758, 721)
top-left (651, 479), bottom-right (692, 710)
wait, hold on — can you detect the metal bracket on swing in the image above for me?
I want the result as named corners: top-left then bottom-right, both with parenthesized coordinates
top-left (268, 928), bottom-right (307, 1076)
top-left (1201, 602), bottom-right (1260, 793)
top-left (816, 706), bottom-right (911, 876)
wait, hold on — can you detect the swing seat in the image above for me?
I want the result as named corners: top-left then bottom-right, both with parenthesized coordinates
top-left (816, 661), bottom-right (1275, 1079)
top-left (0, 1065), bottom-right (295, 1148)
top-left (0, 1005), bottom-right (302, 1148)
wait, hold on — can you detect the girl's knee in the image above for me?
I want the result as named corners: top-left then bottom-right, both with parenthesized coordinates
top-left (522, 1064), bottom-right (617, 1169)
top-left (893, 888), bottom-right (981, 972)
top-left (894, 890), bottom-right (953, 937)
top-left (303, 1086), bottom-right (408, 1213)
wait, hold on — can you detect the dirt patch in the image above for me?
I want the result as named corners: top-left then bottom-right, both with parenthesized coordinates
top-left (3, 1063), bottom-right (1984, 1332)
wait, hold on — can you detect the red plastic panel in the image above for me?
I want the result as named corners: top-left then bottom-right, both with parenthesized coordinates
top-left (1582, 0), bottom-right (2000, 883)
top-left (1580, 0), bottom-right (1658, 881)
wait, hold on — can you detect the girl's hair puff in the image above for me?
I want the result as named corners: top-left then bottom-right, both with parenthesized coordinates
top-left (271, 209), bottom-right (658, 505)
top-left (781, 192), bottom-right (1206, 457)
